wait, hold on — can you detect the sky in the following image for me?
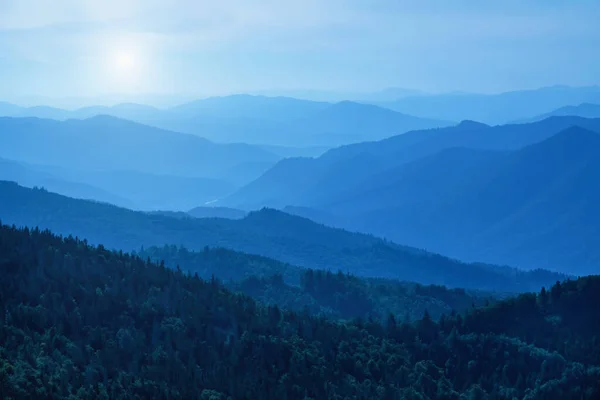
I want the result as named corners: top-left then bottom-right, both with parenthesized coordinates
top-left (1, 0), bottom-right (599, 105)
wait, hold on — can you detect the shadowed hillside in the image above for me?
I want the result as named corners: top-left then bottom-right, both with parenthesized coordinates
top-left (0, 223), bottom-right (598, 399)
top-left (0, 181), bottom-right (568, 292)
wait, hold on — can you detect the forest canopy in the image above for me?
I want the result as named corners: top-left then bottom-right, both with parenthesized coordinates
top-left (1, 223), bottom-right (599, 399)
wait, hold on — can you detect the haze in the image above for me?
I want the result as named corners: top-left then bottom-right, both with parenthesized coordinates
top-left (1, 0), bottom-right (600, 106)
top-left (4, 0), bottom-right (600, 398)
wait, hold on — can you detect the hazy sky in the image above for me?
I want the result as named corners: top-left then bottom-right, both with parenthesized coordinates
top-left (1, 0), bottom-right (599, 103)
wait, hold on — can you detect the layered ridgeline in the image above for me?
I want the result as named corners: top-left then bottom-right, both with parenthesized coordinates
top-left (225, 116), bottom-right (600, 210)
top-left (4, 86), bottom-right (600, 142)
top-left (224, 118), bottom-right (600, 275)
top-left (518, 103), bottom-right (600, 123)
top-left (0, 157), bottom-right (136, 209)
top-left (0, 116), bottom-right (277, 178)
top-left (375, 85), bottom-right (600, 124)
top-left (0, 224), bottom-right (599, 399)
top-left (137, 245), bottom-right (495, 322)
top-left (0, 181), bottom-right (567, 292)
top-left (0, 96), bottom-right (449, 147)
top-left (0, 115), bottom-right (276, 209)
top-left (0, 158), bottom-right (235, 211)
top-left (161, 97), bottom-right (450, 146)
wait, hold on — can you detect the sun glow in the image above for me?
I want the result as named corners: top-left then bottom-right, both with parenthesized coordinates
top-left (104, 47), bottom-right (146, 92)
top-left (113, 51), bottom-right (138, 76)
top-left (94, 35), bottom-right (156, 93)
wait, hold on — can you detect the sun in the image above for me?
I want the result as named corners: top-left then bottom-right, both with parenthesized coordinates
top-left (114, 51), bottom-right (137, 75)
top-left (99, 38), bottom-right (149, 91)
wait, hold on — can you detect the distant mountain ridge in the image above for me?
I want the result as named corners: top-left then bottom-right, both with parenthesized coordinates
top-left (187, 206), bottom-right (247, 220)
top-left (376, 85), bottom-right (600, 124)
top-left (0, 96), bottom-right (450, 147)
top-left (0, 101), bottom-right (23, 116)
top-left (292, 100), bottom-right (449, 145)
top-left (226, 124), bottom-right (600, 274)
top-left (170, 94), bottom-right (330, 121)
top-left (0, 115), bottom-right (280, 210)
top-left (522, 103), bottom-right (600, 123)
top-left (223, 116), bottom-right (600, 210)
top-left (0, 158), bottom-right (135, 208)
top-left (4, 85), bottom-right (600, 131)
top-left (0, 181), bottom-right (568, 292)
top-left (0, 115), bottom-right (278, 179)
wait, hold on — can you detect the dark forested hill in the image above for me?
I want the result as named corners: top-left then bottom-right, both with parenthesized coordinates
top-left (137, 244), bottom-right (495, 322)
top-left (0, 224), bottom-right (598, 399)
top-left (0, 181), bottom-right (567, 292)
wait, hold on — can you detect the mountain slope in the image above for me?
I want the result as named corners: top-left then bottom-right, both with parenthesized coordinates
top-left (0, 115), bottom-right (278, 179)
top-left (139, 245), bottom-right (495, 322)
top-left (525, 103), bottom-right (600, 122)
top-left (73, 102), bottom-right (161, 120)
top-left (187, 206), bottom-right (247, 219)
top-left (0, 101), bottom-right (23, 116)
top-left (140, 98), bottom-right (449, 147)
top-left (43, 167), bottom-right (237, 211)
top-left (0, 158), bottom-right (134, 208)
top-left (1, 159), bottom-right (236, 211)
top-left (1, 223), bottom-right (599, 399)
top-left (285, 101), bottom-right (450, 146)
top-left (223, 116), bottom-right (600, 210)
top-left (13, 105), bottom-right (73, 119)
top-left (0, 96), bottom-right (449, 147)
top-left (378, 85), bottom-right (600, 124)
top-left (299, 127), bottom-right (600, 274)
top-left (0, 181), bottom-right (567, 292)
top-left (171, 94), bottom-right (330, 121)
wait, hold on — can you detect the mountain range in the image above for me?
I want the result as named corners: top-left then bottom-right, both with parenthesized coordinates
top-left (523, 103), bottom-right (600, 123)
top-left (222, 117), bottom-right (600, 274)
top-left (144, 97), bottom-right (448, 147)
top-left (0, 157), bottom-right (135, 208)
top-left (377, 85), bottom-right (600, 124)
top-left (0, 115), bottom-right (282, 208)
top-left (224, 116), bottom-right (600, 208)
top-left (4, 86), bottom-right (600, 142)
top-left (0, 157), bottom-right (239, 211)
top-left (0, 115), bottom-right (277, 177)
top-left (2, 223), bottom-right (598, 398)
top-left (0, 95), bottom-right (449, 147)
top-left (0, 181), bottom-right (567, 292)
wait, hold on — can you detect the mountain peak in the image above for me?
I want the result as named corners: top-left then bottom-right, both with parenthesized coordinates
top-left (521, 126), bottom-right (600, 159)
top-left (320, 101), bottom-right (401, 118)
top-left (546, 125), bottom-right (600, 145)
top-left (456, 120), bottom-right (490, 130)
top-left (83, 114), bottom-right (124, 122)
top-left (332, 100), bottom-right (376, 109)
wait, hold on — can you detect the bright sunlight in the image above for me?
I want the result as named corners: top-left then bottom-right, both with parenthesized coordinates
top-left (113, 51), bottom-right (138, 77)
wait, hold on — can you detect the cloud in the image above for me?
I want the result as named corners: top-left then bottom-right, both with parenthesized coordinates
top-left (0, 0), bottom-right (160, 30)
top-left (0, 0), bottom-right (599, 98)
